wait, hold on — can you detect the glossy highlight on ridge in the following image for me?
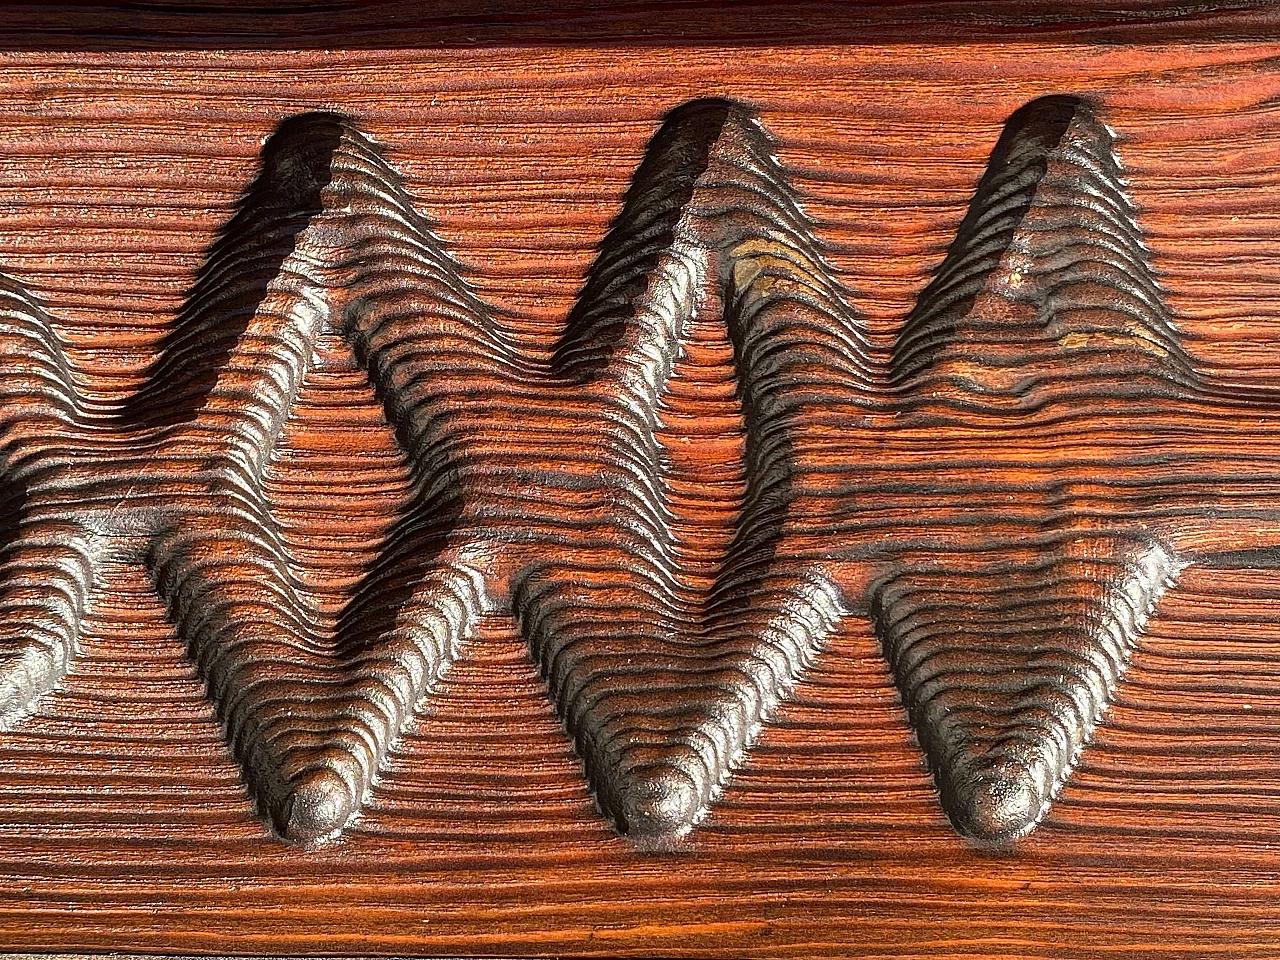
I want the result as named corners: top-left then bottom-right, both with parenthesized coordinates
top-left (0, 95), bottom-right (1275, 850)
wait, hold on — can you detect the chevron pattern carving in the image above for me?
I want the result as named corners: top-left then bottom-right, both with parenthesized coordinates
top-left (0, 94), bottom-right (1273, 849)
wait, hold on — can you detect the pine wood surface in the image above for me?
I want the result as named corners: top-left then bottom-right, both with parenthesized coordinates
top-left (1, 5), bottom-right (1280, 956)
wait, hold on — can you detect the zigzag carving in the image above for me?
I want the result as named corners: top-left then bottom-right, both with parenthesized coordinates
top-left (0, 94), bottom-right (1277, 849)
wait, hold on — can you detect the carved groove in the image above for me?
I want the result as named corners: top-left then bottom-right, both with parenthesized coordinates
top-left (0, 93), bottom-right (1273, 849)
top-left (518, 100), bottom-right (860, 841)
top-left (872, 536), bottom-right (1181, 846)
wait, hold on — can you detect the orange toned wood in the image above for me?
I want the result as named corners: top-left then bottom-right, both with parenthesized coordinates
top-left (0, 4), bottom-right (1279, 957)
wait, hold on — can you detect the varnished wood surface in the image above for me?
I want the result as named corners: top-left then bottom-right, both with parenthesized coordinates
top-left (1, 8), bottom-right (1280, 956)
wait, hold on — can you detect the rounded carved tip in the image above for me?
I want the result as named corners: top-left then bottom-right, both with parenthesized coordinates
top-left (948, 764), bottom-right (1047, 848)
top-left (615, 767), bottom-right (702, 843)
top-left (279, 768), bottom-right (356, 843)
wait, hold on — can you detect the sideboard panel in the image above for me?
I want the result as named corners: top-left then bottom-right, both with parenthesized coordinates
top-left (0, 6), bottom-right (1276, 956)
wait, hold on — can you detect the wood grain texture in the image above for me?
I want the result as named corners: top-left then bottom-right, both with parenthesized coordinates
top-left (0, 5), bottom-right (1279, 956)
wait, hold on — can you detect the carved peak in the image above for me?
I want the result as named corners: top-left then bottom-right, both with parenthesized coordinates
top-left (254, 111), bottom-right (348, 205)
top-left (553, 96), bottom-right (863, 384)
top-left (891, 94), bottom-right (1190, 399)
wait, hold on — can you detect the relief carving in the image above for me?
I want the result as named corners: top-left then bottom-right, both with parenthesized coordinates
top-left (0, 95), bottom-right (1264, 849)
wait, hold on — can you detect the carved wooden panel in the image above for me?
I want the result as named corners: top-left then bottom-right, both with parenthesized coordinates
top-left (2, 4), bottom-right (1280, 956)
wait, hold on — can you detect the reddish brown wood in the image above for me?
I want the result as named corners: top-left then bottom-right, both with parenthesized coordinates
top-left (0, 5), bottom-right (1276, 957)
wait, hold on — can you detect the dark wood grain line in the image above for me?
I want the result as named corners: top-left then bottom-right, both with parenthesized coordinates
top-left (0, 33), bottom-right (1276, 956)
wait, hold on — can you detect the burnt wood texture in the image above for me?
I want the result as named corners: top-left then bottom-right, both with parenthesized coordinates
top-left (2, 3), bottom-right (1280, 957)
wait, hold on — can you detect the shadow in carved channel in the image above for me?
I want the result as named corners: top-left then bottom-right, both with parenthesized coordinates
top-left (0, 95), bottom-right (1274, 849)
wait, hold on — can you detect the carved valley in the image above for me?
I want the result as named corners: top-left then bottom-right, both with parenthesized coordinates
top-left (0, 93), bottom-right (1269, 852)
